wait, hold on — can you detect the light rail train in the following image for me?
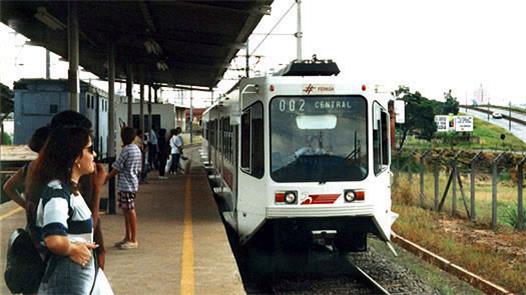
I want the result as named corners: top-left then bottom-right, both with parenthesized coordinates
top-left (202, 59), bottom-right (398, 252)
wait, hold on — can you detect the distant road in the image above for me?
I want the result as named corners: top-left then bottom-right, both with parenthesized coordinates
top-left (485, 106), bottom-right (526, 122)
top-left (461, 108), bottom-right (526, 143)
top-left (468, 105), bottom-right (526, 121)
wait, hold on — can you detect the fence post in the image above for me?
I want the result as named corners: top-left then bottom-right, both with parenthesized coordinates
top-left (469, 152), bottom-right (481, 222)
top-left (420, 150), bottom-right (431, 208)
top-left (492, 153), bottom-right (505, 230)
top-left (448, 151), bottom-right (463, 216)
top-left (434, 161), bottom-right (439, 211)
top-left (452, 158), bottom-right (457, 216)
top-left (407, 149), bottom-right (414, 185)
top-left (395, 148), bottom-right (400, 182)
top-left (518, 157), bottom-right (526, 230)
top-left (469, 159), bottom-right (476, 221)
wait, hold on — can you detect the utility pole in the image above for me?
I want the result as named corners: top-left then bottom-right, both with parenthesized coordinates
top-left (245, 41), bottom-right (250, 78)
top-left (295, 0), bottom-right (303, 60)
top-left (509, 101), bottom-right (512, 131)
top-left (481, 84), bottom-right (488, 120)
top-left (465, 91), bottom-right (468, 112)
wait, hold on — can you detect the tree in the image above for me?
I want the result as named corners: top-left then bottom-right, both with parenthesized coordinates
top-left (442, 89), bottom-right (459, 115)
top-left (392, 86), bottom-right (437, 151)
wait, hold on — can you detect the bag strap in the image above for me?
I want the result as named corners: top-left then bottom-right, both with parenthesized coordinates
top-left (89, 251), bottom-right (99, 295)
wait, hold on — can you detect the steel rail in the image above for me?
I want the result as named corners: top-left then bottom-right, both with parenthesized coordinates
top-left (352, 264), bottom-right (391, 295)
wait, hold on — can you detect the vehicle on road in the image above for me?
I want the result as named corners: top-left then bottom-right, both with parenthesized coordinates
top-left (492, 112), bottom-right (503, 119)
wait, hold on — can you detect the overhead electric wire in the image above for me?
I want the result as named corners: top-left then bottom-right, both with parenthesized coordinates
top-left (250, 1), bottom-right (296, 57)
top-left (222, 1), bottom-right (296, 95)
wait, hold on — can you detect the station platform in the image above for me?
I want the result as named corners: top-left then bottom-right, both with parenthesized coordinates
top-left (0, 147), bottom-right (245, 295)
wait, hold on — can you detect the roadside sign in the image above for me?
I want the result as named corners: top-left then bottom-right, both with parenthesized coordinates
top-left (455, 116), bottom-right (473, 132)
top-left (435, 115), bottom-right (473, 132)
top-left (394, 100), bottom-right (405, 124)
top-left (435, 115), bottom-right (449, 132)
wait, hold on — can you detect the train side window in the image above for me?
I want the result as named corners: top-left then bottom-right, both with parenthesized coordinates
top-left (251, 102), bottom-right (264, 178)
top-left (241, 112), bottom-right (251, 170)
top-left (241, 101), bottom-right (264, 178)
top-left (373, 102), bottom-right (388, 175)
top-left (211, 119), bottom-right (217, 148)
top-left (205, 122), bottom-right (209, 141)
top-left (381, 111), bottom-right (389, 166)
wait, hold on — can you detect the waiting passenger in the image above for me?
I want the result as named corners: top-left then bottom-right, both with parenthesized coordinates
top-left (169, 127), bottom-right (184, 174)
top-left (134, 129), bottom-right (148, 184)
top-left (146, 128), bottom-right (158, 170)
top-left (49, 110), bottom-right (108, 269)
top-left (157, 128), bottom-right (169, 179)
top-left (25, 126), bottom-right (113, 294)
top-left (105, 127), bottom-right (142, 249)
top-left (3, 126), bottom-right (50, 208)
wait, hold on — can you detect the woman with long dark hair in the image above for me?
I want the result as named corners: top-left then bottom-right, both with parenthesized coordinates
top-left (26, 126), bottom-right (113, 294)
top-left (49, 110), bottom-right (107, 270)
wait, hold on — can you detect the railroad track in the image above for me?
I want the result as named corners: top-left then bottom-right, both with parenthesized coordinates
top-left (240, 246), bottom-right (427, 295)
top-left (248, 261), bottom-right (392, 295)
top-left (352, 264), bottom-right (391, 295)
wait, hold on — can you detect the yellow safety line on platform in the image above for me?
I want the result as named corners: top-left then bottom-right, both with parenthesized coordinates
top-left (0, 207), bottom-right (23, 221)
top-left (180, 176), bottom-right (195, 295)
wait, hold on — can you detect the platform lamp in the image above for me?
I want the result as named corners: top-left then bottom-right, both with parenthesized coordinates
top-left (34, 7), bottom-right (66, 31)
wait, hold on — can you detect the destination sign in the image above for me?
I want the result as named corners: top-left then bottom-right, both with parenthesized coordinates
top-left (272, 96), bottom-right (364, 114)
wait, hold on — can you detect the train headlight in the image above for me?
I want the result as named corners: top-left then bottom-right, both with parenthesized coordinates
top-left (344, 190), bottom-right (356, 202)
top-left (284, 191), bottom-right (297, 204)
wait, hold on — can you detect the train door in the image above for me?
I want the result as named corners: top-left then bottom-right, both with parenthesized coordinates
top-left (236, 101), bottom-right (266, 240)
top-left (372, 101), bottom-right (392, 238)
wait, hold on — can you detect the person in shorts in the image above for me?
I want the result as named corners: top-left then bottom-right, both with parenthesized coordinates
top-left (105, 127), bottom-right (142, 249)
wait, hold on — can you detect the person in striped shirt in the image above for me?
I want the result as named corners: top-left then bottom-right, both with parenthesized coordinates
top-left (25, 126), bottom-right (113, 294)
top-left (105, 127), bottom-right (142, 249)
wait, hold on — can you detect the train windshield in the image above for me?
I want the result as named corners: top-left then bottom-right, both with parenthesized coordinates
top-left (270, 95), bottom-right (368, 182)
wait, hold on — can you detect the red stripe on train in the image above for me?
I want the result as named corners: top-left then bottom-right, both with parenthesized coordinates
top-left (301, 194), bottom-right (340, 205)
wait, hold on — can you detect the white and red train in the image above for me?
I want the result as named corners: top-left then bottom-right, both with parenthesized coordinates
top-left (201, 60), bottom-right (398, 252)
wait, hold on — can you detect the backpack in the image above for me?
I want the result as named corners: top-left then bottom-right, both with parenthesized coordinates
top-left (5, 181), bottom-right (74, 294)
top-left (4, 228), bottom-right (46, 294)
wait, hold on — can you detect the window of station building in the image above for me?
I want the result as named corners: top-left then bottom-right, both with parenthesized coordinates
top-left (241, 101), bottom-right (264, 178)
top-left (373, 102), bottom-right (389, 174)
top-left (49, 104), bottom-right (58, 114)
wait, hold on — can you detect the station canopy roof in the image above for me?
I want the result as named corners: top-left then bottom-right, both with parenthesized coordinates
top-left (0, 1), bottom-right (273, 89)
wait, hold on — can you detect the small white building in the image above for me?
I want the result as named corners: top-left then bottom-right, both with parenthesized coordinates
top-left (114, 101), bottom-right (181, 155)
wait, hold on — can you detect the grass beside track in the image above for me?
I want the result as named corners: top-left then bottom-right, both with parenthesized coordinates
top-left (392, 182), bottom-right (526, 294)
top-left (369, 238), bottom-right (483, 295)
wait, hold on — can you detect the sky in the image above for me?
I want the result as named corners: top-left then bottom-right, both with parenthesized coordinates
top-left (2, 0), bottom-right (526, 108)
